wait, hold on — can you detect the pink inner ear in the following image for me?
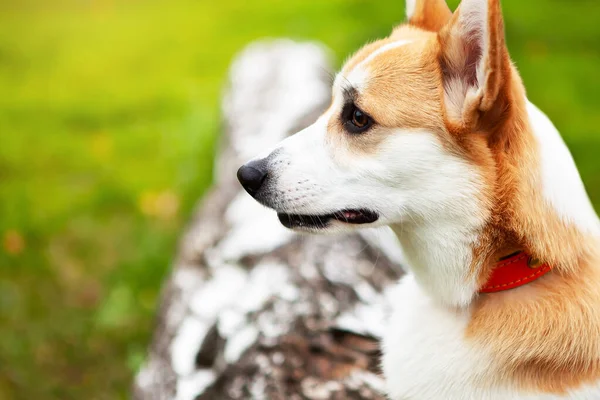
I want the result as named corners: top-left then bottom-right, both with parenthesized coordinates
top-left (459, 6), bottom-right (487, 87)
top-left (464, 35), bottom-right (483, 87)
top-left (443, 2), bottom-right (488, 89)
top-left (440, 24), bottom-right (484, 90)
top-left (440, 0), bottom-right (509, 123)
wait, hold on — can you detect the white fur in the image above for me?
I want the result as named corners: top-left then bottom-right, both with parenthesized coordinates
top-left (464, 0), bottom-right (489, 88)
top-left (241, 5), bottom-right (600, 396)
top-left (344, 40), bottom-right (412, 91)
top-left (383, 275), bottom-right (600, 399)
top-left (382, 275), bottom-right (488, 399)
top-left (251, 74), bottom-right (600, 400)
top-left (360, 40), bottom-right (412, 68)
top-left (527, 101), bottom-right (600, 235)
top-left (265, 101), bottom-right (487, 305)
top-left (380, 102), bottom-right (600, 399)
top-left (258, 57), bottom-right (489, 307)
top-left (405, 0), bottom-right (417, 20)
top-left (390, 209), bottom-right (483, 308)
top-left (459, 0), bottom-right (488, 49)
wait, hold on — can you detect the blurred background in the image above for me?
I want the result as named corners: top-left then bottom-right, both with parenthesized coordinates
top-left (0, 0), bottom-right (598, 398)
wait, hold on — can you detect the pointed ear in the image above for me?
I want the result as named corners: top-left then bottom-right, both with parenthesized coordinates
top-left (406, 0), bottom-right (452, 32)
top-left (438, 0), bottom-right (511, 130)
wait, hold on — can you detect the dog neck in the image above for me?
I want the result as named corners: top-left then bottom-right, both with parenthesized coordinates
top-left (390, 216), bottom-right (483, 307)
top-left (391, 85), bottom-right (600, 308)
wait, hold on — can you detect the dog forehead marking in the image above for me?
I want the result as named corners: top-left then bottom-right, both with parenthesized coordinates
top-left (337, 40), bottom-right (413, 93)
top-left (358, 40), bottom-right (413, 69)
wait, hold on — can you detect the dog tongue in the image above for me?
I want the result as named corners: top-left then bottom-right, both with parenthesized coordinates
top-left (334, 209), bottom-right (378, 224)
top-left (344, 210), bottom-right (361, 220)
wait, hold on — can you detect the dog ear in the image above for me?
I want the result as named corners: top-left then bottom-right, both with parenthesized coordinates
top-left (438, 0), bottom-right (511, 131)
top-left (406, 0), bottom-right (452, 32)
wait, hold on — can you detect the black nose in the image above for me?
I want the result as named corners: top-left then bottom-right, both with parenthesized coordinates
top-left (237, 159), bottom-right (268, 196)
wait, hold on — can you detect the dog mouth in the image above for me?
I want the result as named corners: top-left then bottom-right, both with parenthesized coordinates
top-left (277, 208), bottom-right (379, 230)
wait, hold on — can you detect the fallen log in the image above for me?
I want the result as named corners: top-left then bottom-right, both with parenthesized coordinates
top-left (134, 40), bottom-right (405, 400)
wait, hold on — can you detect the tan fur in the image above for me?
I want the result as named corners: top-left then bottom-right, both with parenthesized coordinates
top-left (352, 34), bottom-right (443, 132)
top-left (332, 28), bottom-right (446, 155)
top-left (468, 254), bottom-right (600, 393)
top-left (467, 66), bottom-right (600, 392)
top-left (407, 0), bottom-right (453, 32)
top-left (333, 0), bottom-right (600, 394)
top-left (445, 0), bottom-right (600, 392)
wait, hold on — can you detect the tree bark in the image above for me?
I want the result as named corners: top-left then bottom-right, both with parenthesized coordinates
top-left (134, 40), bottom-right (405, 400)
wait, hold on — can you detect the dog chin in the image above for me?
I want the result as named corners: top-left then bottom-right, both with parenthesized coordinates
top-left (279, 220), bottom-right (354, 235)
top-left (276, 208), bottom-right (379, 234)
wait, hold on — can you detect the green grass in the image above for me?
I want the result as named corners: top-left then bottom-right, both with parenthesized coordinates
top-left (0, 0), bottom-right (598, 398)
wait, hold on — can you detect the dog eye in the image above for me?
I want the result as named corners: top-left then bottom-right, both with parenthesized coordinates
top-left (343, 104), bottom-right (373, 133)
top-left (352, 109), bottom-right (369, 128)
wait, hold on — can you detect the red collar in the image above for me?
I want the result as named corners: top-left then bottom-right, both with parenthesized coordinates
top-left (479, 251), bottom-right (552, 293)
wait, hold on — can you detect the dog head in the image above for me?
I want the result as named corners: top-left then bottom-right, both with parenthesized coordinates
top-left (238, 0), bottom-right (512, 234)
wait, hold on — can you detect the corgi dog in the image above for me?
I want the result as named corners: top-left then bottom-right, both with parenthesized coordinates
top-left (236, 0), bottom-right (600, 398)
